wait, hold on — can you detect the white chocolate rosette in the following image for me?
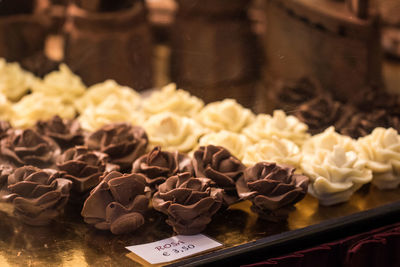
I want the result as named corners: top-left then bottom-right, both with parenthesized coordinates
top-left (301, 127), bottom-right (372, 205)
top-left (302, 126), bottom-right (356, 155)
top-left (32, 64), bottom-right (86, 104)
top-left (196, 98), bottom-right (255, 132)
top-left (78, 95), bottom-right (145, 132)
top-left (11, 93), bottom-right (76, 128)
top-left (197, 130), bottom-right (251, 160)
top-left (75, 79), bottom-right (141, 113)
top-left (0, 93), bottom-right (13, 121)
top-left (242, 110), bottom-right (309, 146)
top-left (243, 136), bottom-right (301, 168)
top-left (0, 58), bottom-right (37, 101)
top-left (142, 83), bottom-right (204, 117)
top-left (357, 127), bottom-right (400, 189)
top-left (144, 112), bottom-right (207, 152)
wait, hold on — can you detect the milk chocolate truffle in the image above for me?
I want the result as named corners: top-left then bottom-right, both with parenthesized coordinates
top-left (193, 145), bottom-right (245, 206)
top-left (294, 96), bottom-right (354, 135)
top-left (85, 123), bottom-right (148, 172)
top-left (132, 146), bottom-right (193, 193)
top-left (236, 162), bottom-right (308, 222)
top-left (153, 172), bottom-right (223, 235)
top-left (35, 116), bottom-right (85, 151)
top-left (81, 171), bottom-right (149, 235)
top-left (3, 166), bottom-right (72, 226)
top-left (56, 146), bottom-right (115, 201)
top-left (0, 129), bottom-right (61, 169)
top-left (340, 110), bottom-right (400, 139)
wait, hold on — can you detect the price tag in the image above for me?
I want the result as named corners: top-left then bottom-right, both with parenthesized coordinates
top-left (126, 234), bottom-right (223, 265)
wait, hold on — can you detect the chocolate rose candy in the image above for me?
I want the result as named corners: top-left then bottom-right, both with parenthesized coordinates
top-left (236, 162), bottom-right (309, 222)
top-left (193, 145), bottom-right (245, 206)
top-left (3, 166), bottom-right (72, 226)
top-left (0, 121), bottom-right (11, 140)
top-left (0, 164), bottom-right (13, 190)
top-left (340, 110), bottom-right (400, 139)
top-left (153, 172), bottom-right (223, 235)
top-left (0, 129), bottom-right (61, 169)
top-left (86, 123), bottom-right (148, 172)
top-left (132, 146), bottom-right (193, 193)
top-left (35, 116), bottom-right (85, 151)
top-left (57, 146), bottom-right (117, 203)
top-left (294, 96), bottom-right (354, 135)
top-left (273, 77), bottom-right (322, 111)
top-left (81, 171), bottom-right (149, 235)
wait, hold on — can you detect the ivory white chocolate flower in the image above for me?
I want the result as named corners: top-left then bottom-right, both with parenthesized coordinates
top-left (242, 110), bottom-right (310, 146)
top-left (0, 58), bottom-right (37, 101)
top-left (78, 95), bottom-right (145, 132)
top-left (144, 112), bottom-right (207, 152)
top-left (302, 126), bottom-right (356, 155)
top-left (196, 99), bottom-right (254, 132)
top-left (197, 130), bottom-right (251, 160)
top-left (11, 93), bottom-right (76, 128)
top-left (142, 83), bottom-right (204, 117)
top-left (32, 64), bottom-right (86, 104)
top-left (357, 127), bottom-right (400, 189)
top-left (301, 145), bottom-right (372, 206)
top-left (75, 79), bottom-right (141, 113)
top-left (243, 136), bottom-right (301, 168)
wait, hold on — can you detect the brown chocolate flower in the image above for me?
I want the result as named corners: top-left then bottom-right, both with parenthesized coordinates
top-left (132, 146), bottom-right (193, 193)
top-left (56, 146), bottom-right (117, 202)
top-left (236, 162), bottom-right (309, 222)
top-left (35, 116), bottom-right (85, 151)
top-left (153, 172), bottom-right (223, 235)
top-left (3, 166), bottom-right (72, 226)
top-left (294, 96), bottom-right (354, 135)
top-left (0, 121), bottom-right (11, 140)
top-left (81, 171), bottom-right (149, 235)
top-left (0, 164), bottom-right (13, 190)
top-left (272, 77), bottom-right (322, 111)
top-left (193, 145), bottom-right (245, 206)
top-left (340, 109), bottom-right (400, 139)
top-left (0, 129), bottom-right (61, 168)
top-left (85, 123), bottom-right (148, 172)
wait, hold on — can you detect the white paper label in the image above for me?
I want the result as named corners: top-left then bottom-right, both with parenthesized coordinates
top-left (126, 234), bottom-right (223, 264)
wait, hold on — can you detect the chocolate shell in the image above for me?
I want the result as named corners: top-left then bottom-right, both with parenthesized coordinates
top-left (236, 162), bottom-right (309, 222)
top-left (35, 116), bottom-right (85, 151)
top-left (132, 146), bottom-right (193, 193)
top-left (3, 166), bottom-right (72, 226)
top-left (0, 129), bottom-right (61, 169)
top-left (56, 146), bottom-right (117, 203)
top-left (81, 171), bottom-right (149, 235)
top-left (193, 145), bottom-right (245, 206)
top-left (85, 123), bottom-right (148, 172)
top-left (153, 172), bottom-right (223, 235)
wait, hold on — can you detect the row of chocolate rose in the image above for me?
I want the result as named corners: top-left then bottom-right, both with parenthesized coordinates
top-left (0, 117), bottom-right (309, 235)
top-left (273, 77), bottom-right (400, 138)
top-left (2, 60), bottom-right (399, 208)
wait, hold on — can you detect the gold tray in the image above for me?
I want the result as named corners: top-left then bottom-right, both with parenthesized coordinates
top-left (1, 184), bottom-right (399, 266)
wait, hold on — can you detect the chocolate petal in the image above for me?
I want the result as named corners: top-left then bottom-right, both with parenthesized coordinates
top-left (108, 175), bottom-right (145, 206)
top-left (110, 212), bottom-right (144, 234)
top-left (81, 182), bottom-right (113, 221)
